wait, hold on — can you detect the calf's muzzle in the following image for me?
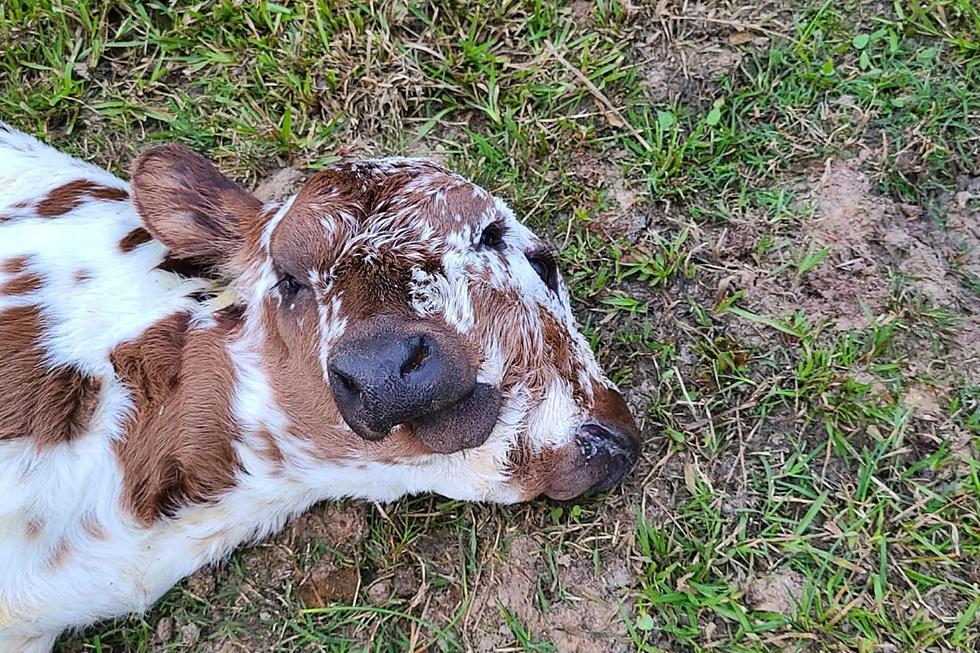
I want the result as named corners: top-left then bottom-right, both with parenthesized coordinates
top-left (328, 317), bottom-right (501, 454)
top-left (542, 387), bottom-right (642, 500)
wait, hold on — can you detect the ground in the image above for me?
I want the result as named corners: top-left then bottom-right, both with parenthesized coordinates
top-left (1, 1), bottom-right (978, 651)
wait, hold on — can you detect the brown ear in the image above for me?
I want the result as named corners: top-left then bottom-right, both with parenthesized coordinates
top-left (130, 144), bottom-right (261, 262)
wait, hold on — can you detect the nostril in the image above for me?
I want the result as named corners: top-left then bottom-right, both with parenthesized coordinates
top-left (580, 424), bottom-right (640, 461)
top-left (330, 367), bottom-right (361, 397)
top-left (577, 430), bottom-right (602, 459)
top-left (399, 335), bottom-right (431, 377)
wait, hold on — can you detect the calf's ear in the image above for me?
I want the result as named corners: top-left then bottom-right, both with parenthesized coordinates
top-left (130, 144), bottom-right (261, 263)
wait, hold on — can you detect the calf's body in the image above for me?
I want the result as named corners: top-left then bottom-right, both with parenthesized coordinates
top-left (0, 122), bottom-right (640, 651)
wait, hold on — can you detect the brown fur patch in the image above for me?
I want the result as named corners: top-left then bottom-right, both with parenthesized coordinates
top-left (80, 513), bottom-right (108, 541)
top-left (359, 428), bottom-right (435, 464)
top-left (471, 287), bottom-right (548, 390)
top-left (264, 161), bottom-right (462, 296)
top-left (0, 305), bottom-right (104, 446)
top-left (539, 309), bottom-right (588, 402)
top-left (0, 272), bottom-right (42, 296)
top-left (46, 538), bottom-right (72, 570)
top-left (25, 517), bottom-right (43, 539)
top-left (119, 227), bottom-right (153, 253)
top-left (258, 293), bottom-right (348, 452)
top-left (508, 440), bottom-right (576, 500)
top-left (1, 255), bottom-right (30, 275)
top-left (214, 304), bottom-right (245, 329)
top-left (254, 428), bottom-right (285, 466)
top-left (111, 312), bottom-right (242, 524)
top-left (73, 270), bottom-right (92, 285)
top-left (35, 180), bottom-right (128, 218)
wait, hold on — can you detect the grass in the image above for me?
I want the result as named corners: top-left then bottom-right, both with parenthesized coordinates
top-left (2, 1), bottom-right (977, 651)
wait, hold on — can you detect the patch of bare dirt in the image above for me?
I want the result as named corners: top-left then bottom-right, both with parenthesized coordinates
top-left (199, 642), bottom-right (241, 653)
top-left (948, 177), bottom-right (980, 283)
top-left (942, 176), bottom-right (980, 384)
top-left (154, 616), bottom-right (174, 644)
top-left (252, 167), bottom-right (305, 203)
top-left (297, 556), bottom-right (360, 607)
top-left (261, 503), bottom-right (369, 610)
top-left (633, 3), bottom-right (786, 105)
top-left (567, 152), bottom-right (651, 242)
top-left (465, 530), bottom-right (635, 653)
top-left (366, 566), bottom-right (419, 603)
top-left (641, 43), bottom-right (743, 105)
top-left (797, 160), bottom-right (893, 330)
top-left (744, 570), bottom-right (805, 616)
top-left (287, 502), bottom-right (369, 552)
top-left (237, 542), bottom-right (300, 601)
top-left (725, 160), bottom-right (977, 334)
top-left (902, 384), bottom-right (944, 421)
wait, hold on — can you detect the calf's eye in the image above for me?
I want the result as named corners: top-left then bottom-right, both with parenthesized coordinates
top-left (276, 273), bottom-right (303, 296)
top-left (527, 250), bottom-right (559, 294)
top-left (479, 222), bottom-right (506, 249)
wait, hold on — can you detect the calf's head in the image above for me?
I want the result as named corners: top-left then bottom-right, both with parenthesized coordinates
top-left (131, 147), bottom-right (640, 502)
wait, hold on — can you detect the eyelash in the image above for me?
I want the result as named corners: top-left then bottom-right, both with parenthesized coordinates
top-left (527, 249), bottom-right (559, 294)
top-left (275, 273), bottom-right (303, 295)
top-left (478, 222), bottom-right (559, 294)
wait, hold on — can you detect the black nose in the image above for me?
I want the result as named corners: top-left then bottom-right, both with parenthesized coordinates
top-left (580, 423), bottom-right (641, 494)
top-left (328, 332), bottom-right (472, 440)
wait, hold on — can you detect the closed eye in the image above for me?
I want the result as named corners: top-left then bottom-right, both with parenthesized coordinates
top-left (274, 273), bottom-right (304, 296)
top-left (478, 221), bottom-right (507, 250)
top-left (526, 249), bottom-right (559, 294)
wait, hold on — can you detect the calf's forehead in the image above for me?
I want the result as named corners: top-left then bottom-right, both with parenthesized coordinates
top-left (261, 159), bottom-right (563, 341)
top-left (355, 171), bottom-right (507, 248)
top-left (268, 160), bottom-right (535, 262)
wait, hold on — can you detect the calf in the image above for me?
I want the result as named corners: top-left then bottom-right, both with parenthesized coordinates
top-left (0, 121), bottom-right (640, 652)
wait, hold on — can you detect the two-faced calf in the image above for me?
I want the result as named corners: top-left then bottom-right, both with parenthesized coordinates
top-left (0, 121), bottom-right (640, 652)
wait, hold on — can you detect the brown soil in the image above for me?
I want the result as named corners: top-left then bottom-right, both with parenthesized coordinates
top-left (721, 160), bottom-right (979, 335)
top-left (744, 570), bottom-right (805, 616)
top-left (252, 167), bottom-right (306, 203)
top-left (464, 531), bottom-right (634, 653)
top-left (635, 2), bottom-right (789, 106)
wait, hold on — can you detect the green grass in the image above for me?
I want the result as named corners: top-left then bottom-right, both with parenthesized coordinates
top-left (2, 1), bottom-right (977, 652)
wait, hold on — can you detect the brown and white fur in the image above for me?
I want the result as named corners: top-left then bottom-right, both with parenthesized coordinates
top-left (0, 121), bottom-right (640, 652)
